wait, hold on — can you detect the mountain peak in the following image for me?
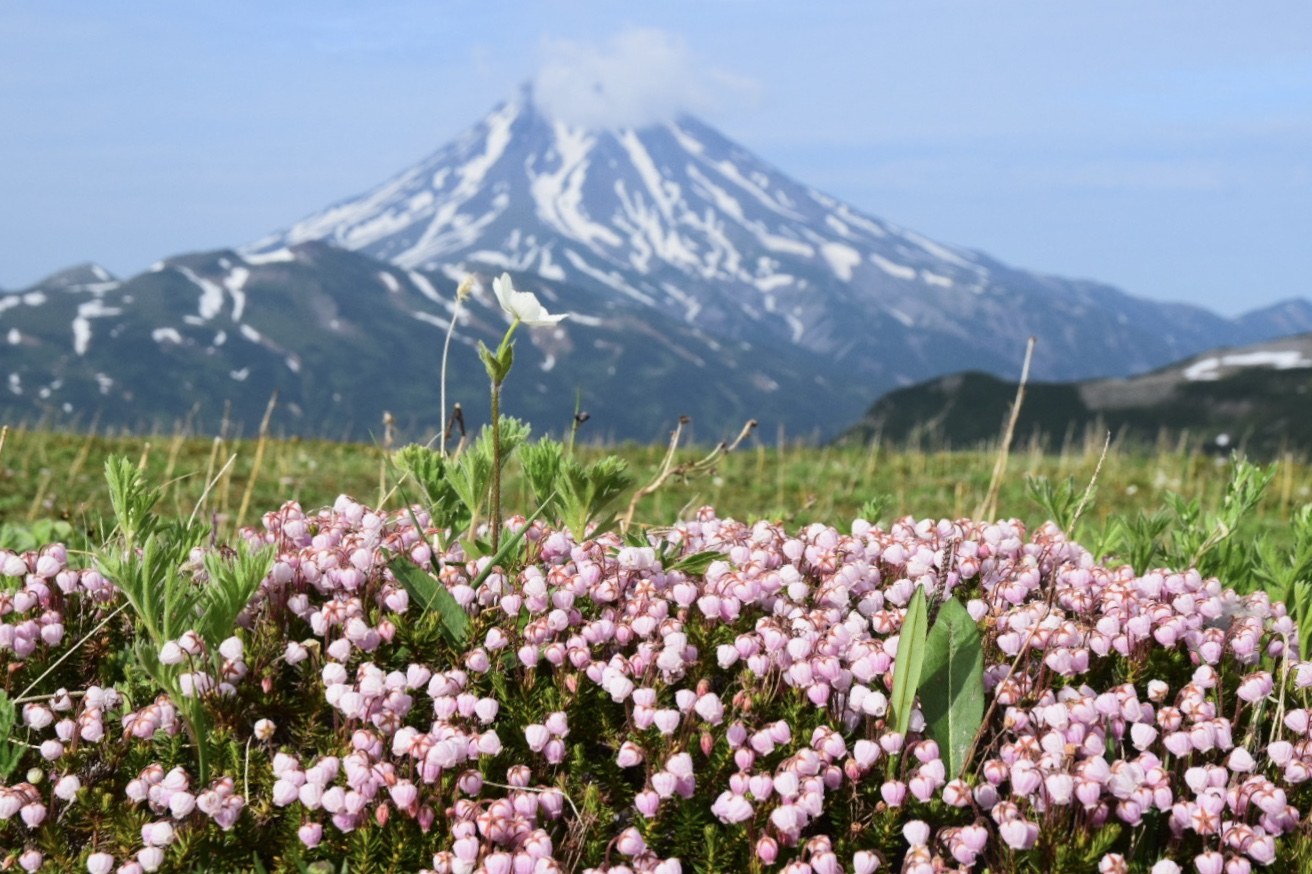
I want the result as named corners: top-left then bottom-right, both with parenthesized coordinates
top-left (243, 90), bottom-right (1312, 402)
top-left (4, 90), bottom-right (1311, 443)
top-left (27, 262), bottom-right (118, 291)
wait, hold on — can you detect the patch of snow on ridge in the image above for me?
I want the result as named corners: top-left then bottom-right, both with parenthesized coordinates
top-left (871, 254), bottom-right (917, 281)
top-left (223, 267), bottom-right (249, 321)
top-left (563, 249), bottom-right (655, 305)
top-left (378, 272), bottom-right (401, 293)
top-left (754, 274), bottom-right (793, 292)
top-left (614, 129), bottom-right (701, 273)
top-left (821, 243), bottom-right (861, 281)
top-left (23, 292), bottom-right (45, 306)
top-left (529, 122), bottom-right (622, 250)
top-left (243, 248), bottom-right (296, 265)
top-left (667, 123), bottom-right (705, 155)
top-left (619, 129), bottom-right (680, 220)
top-left (406, 270), bottom-right (446, 306)
top-left (239, 324), bottom-right (262, 343)
top-left (900, 229), bottom-right (978, 270)
top-left (785, 314), bottom-right (805, 343)
top-left (921, 270), bottom-right (953, 288)
top-left (833, 205), bottom-right (887, 239)
top-left (152, 328), bottom-right (183, 344)
top-left (539, 248), bottom-right (565, 281)
top-left (825, 215), bottom-right (853, 239)
top-left (176, 267), bottom-right (225, 321)
top-left (6, 328), bottom-right (18, 344)
top-left (412, 311), bottom-right (451, 330)
top-left (71, 299), bottom-right (122, 356)
top-left (1183, 350), bottom-right (1312, 381)
top-left (91, 264), bottom-right (112, 281)
top-left (711, 159), bottom-right (802, 219)
top-left (660, 282), bottom-right (702, 321)
top-left (72, 319), bottom-right (90, 356)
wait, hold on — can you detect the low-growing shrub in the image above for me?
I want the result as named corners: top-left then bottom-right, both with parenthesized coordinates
top-left (4, 467), bottom-right (1312, 872)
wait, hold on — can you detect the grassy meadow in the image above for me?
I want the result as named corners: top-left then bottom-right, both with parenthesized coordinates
top-left (2, 422), bottom-right (1306, 551)
top-left (5, 415), bottom-right (1312, 872)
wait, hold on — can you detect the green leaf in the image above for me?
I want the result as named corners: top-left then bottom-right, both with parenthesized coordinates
top-left (392, 444), bottom-right (469, 531)
top-left (889, 586), bottom-right (928, 740)
top-left (388, 555), bottom-right (470, 649)
top-left (857, 494), bottom-right (893, 525)
top-left (664, 550), bottom-right (730, 575)
top-left (198, 538), bottom-right (272, 654)
top-left (918, 596), bottom-right (985, 779)
top-left (0, 690), bottom-right (24, 780)
top-left (1025, 475), bottom-right (1083, 533)
top-left (469, 496), bottom-right (553, 591)
top-left (519, 438), bottom-right (565, 514)
top-left (104, 455), bottom-right (160, 547)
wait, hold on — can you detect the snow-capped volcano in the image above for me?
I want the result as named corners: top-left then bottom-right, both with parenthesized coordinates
top-left (248, 86), bottom-right (1309, 388)
top-left (4, 88), bottom-right (1310, 442)
top-left (249, 86), bottom-right (1007, 362)
top-left (249, 85), bottom-right (983, 355)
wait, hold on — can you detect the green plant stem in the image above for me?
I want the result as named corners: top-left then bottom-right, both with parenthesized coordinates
top-left (440, 296), bottom-right (463, 458)
top-left (491, 381), bottom-right (502, 551)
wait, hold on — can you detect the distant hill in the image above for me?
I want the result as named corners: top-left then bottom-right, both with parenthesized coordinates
top-left (835, 334), bottom-right (1312, 457)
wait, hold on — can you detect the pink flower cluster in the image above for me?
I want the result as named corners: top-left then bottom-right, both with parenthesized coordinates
top-left (3, 495), bottom-right (1310, 872)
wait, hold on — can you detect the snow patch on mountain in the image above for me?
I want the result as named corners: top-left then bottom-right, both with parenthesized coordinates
top-left (243, 248), bottom-right (296, 265)
top-left (821, 243), bottom-right (861, 281)
top-left (176, 266), bottom-right (225, 321)
top-left (1183, 350), bottom-right (1312, 381)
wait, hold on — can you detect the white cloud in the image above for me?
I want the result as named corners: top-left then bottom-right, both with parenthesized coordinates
top-left (532, 28), bottom-right (758, 129)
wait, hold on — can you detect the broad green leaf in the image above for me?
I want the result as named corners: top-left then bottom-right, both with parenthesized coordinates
top-left (918, 596), bottom-right (985, 779)
top-left (889, 586), bottom-right (928, 740)
top-left (388, 556), bottom-right (470, 649)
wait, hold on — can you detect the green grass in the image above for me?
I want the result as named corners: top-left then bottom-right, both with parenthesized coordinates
top-left (2, 424), bottom-right (1307, 552)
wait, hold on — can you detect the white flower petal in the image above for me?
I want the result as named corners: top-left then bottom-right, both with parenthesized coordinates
top-left (492, 273), bottom-right (567, 326)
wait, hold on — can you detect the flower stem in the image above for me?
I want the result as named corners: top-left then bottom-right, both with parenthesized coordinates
top-left (439, 297), bottom-right (463, 458)
top-left (491, 381), bottom-right (502, 552)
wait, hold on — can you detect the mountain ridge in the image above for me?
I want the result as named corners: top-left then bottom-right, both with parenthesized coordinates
top-left (835, 332), bottom-right (1312, 456)
top-left (2, 86), bottom-right (1309, 442)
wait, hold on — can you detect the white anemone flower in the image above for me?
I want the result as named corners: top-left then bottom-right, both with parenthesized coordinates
top-left (492, 273), bottom-right (567, 326)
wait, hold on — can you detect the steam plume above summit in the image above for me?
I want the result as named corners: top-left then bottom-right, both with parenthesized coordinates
top-left (532, 28), bottom-right (759, 129)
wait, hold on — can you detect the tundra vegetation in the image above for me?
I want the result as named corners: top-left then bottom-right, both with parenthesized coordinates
top-left (2, 276), bottom-right (1312, 874)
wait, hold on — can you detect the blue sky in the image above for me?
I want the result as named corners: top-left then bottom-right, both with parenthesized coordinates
top-left (2, 1), bottom-right (1309, 315)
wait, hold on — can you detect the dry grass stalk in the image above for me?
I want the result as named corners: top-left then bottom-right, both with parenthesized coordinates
top-left (621, 418), bottom-right (757, 532)
top-left (975, 336), bottom-right (1036, 521)
top-left (235, 390), bottom-right (280, 528)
